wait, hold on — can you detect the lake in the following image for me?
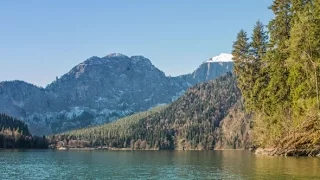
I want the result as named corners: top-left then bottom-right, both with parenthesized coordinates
top-left (0, 150), bottom-right (319, 179)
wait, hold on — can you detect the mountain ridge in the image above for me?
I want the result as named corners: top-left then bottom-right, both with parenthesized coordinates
top-left (0, 53), bottom-right (234, 135)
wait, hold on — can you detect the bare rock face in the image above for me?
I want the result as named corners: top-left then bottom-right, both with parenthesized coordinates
top-left (179, 53), bottom-right (234, 85)
top-left (187, 62), bottom-right (233, 85)
top-left (0, 53), bottom-right (233, 135)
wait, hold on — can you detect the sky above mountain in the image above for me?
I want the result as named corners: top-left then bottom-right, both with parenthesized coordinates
top-left (0, 0), bottom-right (273, 87)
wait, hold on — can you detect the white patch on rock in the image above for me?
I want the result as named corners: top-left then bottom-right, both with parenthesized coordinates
top-left (206, 53), bottom-right (233, 63)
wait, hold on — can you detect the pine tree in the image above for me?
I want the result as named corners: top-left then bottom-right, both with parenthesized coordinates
top-left (249, 0), bottom-right (293, 146)
top-left (232, 0), bottom-right (294, 146)
top-left (250, 21), bottom-right (268, 111)
top-left (235, 0), bottom-right (320, 149)
top-left (232, 30), bottom-right (252, 110)
top-left (287, 0), bottom-right (320, 117)
top-left (263, 0), bottom-right (292, 113)
top-left (268, 0), bottom-right (292, 50)
top-left (251, 21), bottom-right (268, 60)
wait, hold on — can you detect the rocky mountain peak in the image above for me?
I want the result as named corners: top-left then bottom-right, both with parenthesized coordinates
top-left (104, 53), bottom-right (129, 59)
top-left (0, 52), bottom-right (234, 135)
top-left (130, 55), bottom-right (153, 67)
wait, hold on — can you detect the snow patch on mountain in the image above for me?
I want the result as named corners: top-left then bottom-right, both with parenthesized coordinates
top-left (206, 53), bottom-right (233, 63)
top-left (104, 53), bottom-right (128, 58)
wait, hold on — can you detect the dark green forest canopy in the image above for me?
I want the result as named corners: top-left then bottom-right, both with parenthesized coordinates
top-left (0, 114), bottom-right (48, 149)
top-left (0, 113), bottom-right (30, 136)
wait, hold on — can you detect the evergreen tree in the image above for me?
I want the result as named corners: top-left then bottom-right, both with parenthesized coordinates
top-left (233, 0), bottom-right (320, 151)
top-left (250, 21), bottom-right (268, 111)
top-left (262, 0), bottom-right (292, 114)
top-left (232, 30), bottom-right (252, 110)
top-left (250, 20), bottom-right (268, 60)
top-left (250, 0), bottom-right (293, 145)
top-left (0, 114), bottom-right (48, 149)
top-left (268, 0), bottom-right (292, 50)
top-left (287, 0), bottom-right (320, 118)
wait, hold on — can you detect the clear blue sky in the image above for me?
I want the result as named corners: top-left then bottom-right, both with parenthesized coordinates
top-left (0, 0), bottom-right (273, 87)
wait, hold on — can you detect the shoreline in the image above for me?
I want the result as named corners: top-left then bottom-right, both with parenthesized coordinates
top-left (54, 146), bottom-right (320, 157)
top-left (54, 146), bottom-right (247, 151)
top-left (53, 146), bottom-right (319, 157)
top-left (2, 147), bottom-right (320, 157)
top-left (254, 147), bottom-right (320, 157)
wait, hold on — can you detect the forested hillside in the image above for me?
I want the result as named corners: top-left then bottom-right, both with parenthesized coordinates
top-left (50, 73), bottom-right (250, 150)
top-left (49, 106), bottom-right (166, 148)
top-left (232, 0), bottom-right (320, 156)
top-left (0, 114), bottom-right (48, 149)
top-left (214, 101), bottom-right (252, 149)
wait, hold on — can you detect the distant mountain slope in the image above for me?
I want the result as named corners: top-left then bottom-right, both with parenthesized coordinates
top-left (0, 81), bottom-right (49, 116)
top-left (0, 53), bottom-right (233, 135)
top-left (0, 54), bottom-right (189, 135)
top-left (181, 53), bottom-right (234, 85)
top-left (46, 54), bottom-right (188, 113)
top-left (50, 73), bottom-right (249, 150)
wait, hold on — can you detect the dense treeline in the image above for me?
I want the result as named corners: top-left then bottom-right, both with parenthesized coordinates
top-left (49, 106), bottom-right (166, 148)
top-left (50, 73), bottom-right (245, 150)
top-left (232, 0), bottom-right (320, 153)
top-left (0, 113), bottom-right (30, 136)
top-left (0, 114), bottom-right (48, 149)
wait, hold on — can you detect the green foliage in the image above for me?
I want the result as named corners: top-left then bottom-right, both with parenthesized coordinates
top-left (268, 0), bottom-right (292, 50)
top-left (232, 21), bottom-right (268, 112)
top-left (49, 106), bottom-right (166, 148)
top-left (251, 20), bottom-right (268, 60)
top-left (288, 0), bottom-right (320, 116)
top-left (232, 30), bottom-right (252, 110)
top-left (233, 0), bottom-right (320, 149)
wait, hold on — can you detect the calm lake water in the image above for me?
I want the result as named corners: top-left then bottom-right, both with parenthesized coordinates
top-left (0, 150), bottom-right (319, 180)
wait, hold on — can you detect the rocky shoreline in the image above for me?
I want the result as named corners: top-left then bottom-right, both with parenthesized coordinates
top-left (53, 146), bottom-right (320, 157)
top-left (254, 147), bottom-right (320, 157)
top-left (51, 142), bottom-right (320, 157)
top-left (54, 146), bottom-right (160, 151)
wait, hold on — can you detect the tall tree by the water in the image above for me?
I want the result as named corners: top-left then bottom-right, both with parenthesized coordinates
top-left (232, 0), bottom-right (320, 149)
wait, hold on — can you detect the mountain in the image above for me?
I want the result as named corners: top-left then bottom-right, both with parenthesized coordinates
top-left (0, 81), bottom-right (48, 117)
top-left (50, 73), bottom-right (250, 150)
top-left (181, 53), bottom-right (234, 85)
top-left (0, 53), bottom-right (233, 135)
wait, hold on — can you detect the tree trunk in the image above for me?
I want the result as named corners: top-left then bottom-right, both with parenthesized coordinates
top-left (315, 64), bottom-right (319, 110)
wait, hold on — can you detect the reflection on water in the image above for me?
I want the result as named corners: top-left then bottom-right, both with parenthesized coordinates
top-left (0, 150), bottom-right (319, 179)
top-left (220, 150), bottom-right (320, 179)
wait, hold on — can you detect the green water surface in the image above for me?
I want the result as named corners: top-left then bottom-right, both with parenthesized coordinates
top-left (0, 150), bottom-right (319, 179)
